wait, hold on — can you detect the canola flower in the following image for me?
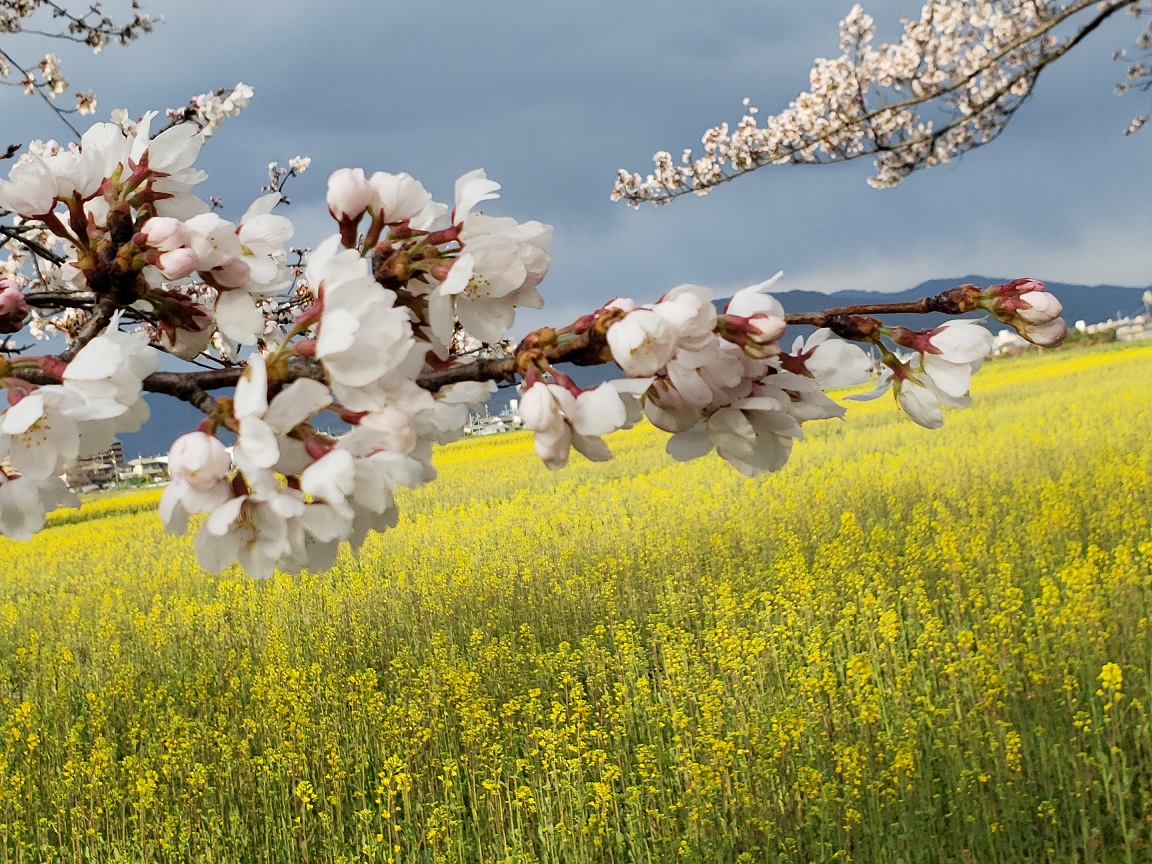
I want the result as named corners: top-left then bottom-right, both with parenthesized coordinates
top-left (0, 342), bottom-right (1149, 862)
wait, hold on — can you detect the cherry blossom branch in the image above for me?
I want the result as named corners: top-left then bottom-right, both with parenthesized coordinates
top-left (0, 1), bottom-right (160, 130)
top-left (785, 286), bottom-right (982, 327)
top-left (0, 105), bottom-right (1068, 577)
top-left (103, 283), bottom-right (998, 411)
top-left (0, 47), bottom-right (82, 137)
top-left (22, 290), bottom-right (95, 308)
top-left (614, 0), bottom-right (1142, 204)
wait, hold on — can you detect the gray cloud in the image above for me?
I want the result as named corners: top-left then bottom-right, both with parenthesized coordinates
top-left (5, 0), bottom-right (1148, 335)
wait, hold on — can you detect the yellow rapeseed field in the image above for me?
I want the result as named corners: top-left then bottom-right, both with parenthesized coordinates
top-left (0, 342), bottom-right (1150, 863)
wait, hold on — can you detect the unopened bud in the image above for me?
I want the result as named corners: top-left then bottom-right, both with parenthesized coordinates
top-left (0, 282), bottom-right (30, 334)
top-left (1014, 291), bottom-right (1063, 325)
top-left (156, 247), bottom-right (199, 280)
top-left (981, 281), bottom-right (1066, 346)
top-left (138, 216), bottom-right (191, 252)
top-left (602, 297), bottom-right (638, 314)
top-left (326, 167), bottom-right (373, 223)
top-left (1022, 317), bottom-right (1067, 347)
top-left (717, 312), bottom-right (786, 358)
top-left (212, 258), bottom-right (251, 289)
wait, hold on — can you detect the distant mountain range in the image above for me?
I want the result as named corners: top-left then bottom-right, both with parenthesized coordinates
top-left (120, 276), bottom-right (1150, 459)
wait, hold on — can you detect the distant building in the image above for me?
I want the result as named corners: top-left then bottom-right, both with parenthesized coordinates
top-left (64, 440), bottom-right (124, 489)
top-left (464, 414), bottom-right (510, 436)
top-left (124, 455), bottom-right (169, 481)
top-left (1114, 315), bottom-right (1152, 343)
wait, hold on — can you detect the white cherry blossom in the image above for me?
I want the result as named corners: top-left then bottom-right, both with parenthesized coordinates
top-left (0, 154), bottom-right (57, 216)
top-left (784, 329), bottom-right (873, 388)
top-left (0, 474), bottom-right (77, 540)
top-left (63, 316), bottom-right (159, 412)
top-left (453, 168), bottom-right (501, 221)
top-left (309, 237), bottom-right (416, 389)
top-left (369, 171), bottom-right (433, 224)
top-left (521, 380), bottom-right (641, 470)
top-left (232, 355), bottom-right (331, 476)
top-left (194, 482), bottom-right (309, 580)
top-left (326, 168), bottom-right (373, 222)
top-left (0, 389), bottom-right (81, 479)
top-left (607, 308), bottom-right (676, 377)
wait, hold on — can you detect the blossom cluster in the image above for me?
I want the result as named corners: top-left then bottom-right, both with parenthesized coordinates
top-left (613, 0), bottom-right (1149, 204)
top-left (0, 103), bottom-right (1067, 579)
top-left (0, 110), bottom-right (550, 575)
top-left (0, 317), bottom-right (156, 538)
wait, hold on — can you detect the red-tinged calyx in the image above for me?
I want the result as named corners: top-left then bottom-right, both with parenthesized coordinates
top-left (717, 312), bottom-right (786, 358)
top-left (548, 368), bottom-right (581, 396)
top-left (425, 225), bottom-right (460, 246)
top-left (337, 219), bottom-right (359, 250)
top-left (984, 278), bottom-right (1044, 299)
top-left (304, 436), bottom-right (331, 461)
top-left (335, 406), bottom-right (368, 426)
top-left (35, 356), bottom-right (68, 380)
top-left (885, 325), bottom-right (941, 355)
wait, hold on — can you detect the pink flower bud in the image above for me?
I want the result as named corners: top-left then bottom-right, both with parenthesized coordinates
top-left (1022, 317), bottom-right (1067, 347)
top-left (139, 216), bottom-right (192, 253)
top-left (0, 283), bottom-right (29, 334)
top-left (326, 167), bottom-right (374, 223)
top-left (747, 313), bottom-right (786, 344)
top-left (716, 312), bottom-right (786, 358)
top-left (157, 248), bottom-right (200, 280)
top-left (982, 282), bottom-right (1067, 347)
top-left (1015, 291), bottom-right (1063, 325)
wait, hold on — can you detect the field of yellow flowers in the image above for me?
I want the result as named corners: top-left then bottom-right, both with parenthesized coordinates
top-left (1, 342), bottom-right (1150, 863)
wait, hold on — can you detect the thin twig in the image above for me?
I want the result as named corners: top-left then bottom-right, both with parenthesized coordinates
top-left (58, 292), bottom-right (117, 362)
top-left (0, 224), bottom-right (67, 265)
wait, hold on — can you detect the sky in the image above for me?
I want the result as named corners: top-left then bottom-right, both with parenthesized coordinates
top-left (5, 0), bottom-right (1150, 332)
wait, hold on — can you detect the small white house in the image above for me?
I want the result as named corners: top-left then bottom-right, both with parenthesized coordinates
top-left (125, 455), bottom-right (169, 480)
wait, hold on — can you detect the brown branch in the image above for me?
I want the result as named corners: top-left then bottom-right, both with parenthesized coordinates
top-left (783, 294), bottom-right (969, 328)
top-left (6, 286), bottom-right (995, 419)
top-left (143, 370), bottom-right (218, 416)
top-left (24, 290), bottom-right (96, 308)
top-left (0, 47), bottom-right (82, 139)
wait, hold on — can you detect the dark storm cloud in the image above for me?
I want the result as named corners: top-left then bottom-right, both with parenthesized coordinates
top-left (5, 1), bottom-right (1148, 329)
